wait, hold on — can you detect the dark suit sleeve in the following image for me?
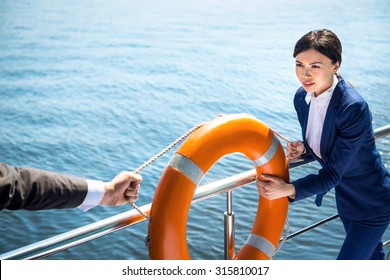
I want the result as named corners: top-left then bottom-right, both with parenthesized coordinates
top-left (0, 163), bottom-right (88, 210)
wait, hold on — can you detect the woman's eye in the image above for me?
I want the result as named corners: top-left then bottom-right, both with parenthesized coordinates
top-left (312, 65), bottom-right (320, 69)
top-left (295, 63), bottom-right (303, 67)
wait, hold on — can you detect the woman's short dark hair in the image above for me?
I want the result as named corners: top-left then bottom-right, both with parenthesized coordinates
top-left (293, 29), bottom-right (342, 66)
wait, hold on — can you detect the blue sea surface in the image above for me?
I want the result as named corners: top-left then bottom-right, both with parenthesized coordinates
top-left (0, 0), bottom-right (389, 259)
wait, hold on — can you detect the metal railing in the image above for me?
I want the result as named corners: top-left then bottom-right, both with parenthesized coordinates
top-left (1, 124), bottom-right (390, 260)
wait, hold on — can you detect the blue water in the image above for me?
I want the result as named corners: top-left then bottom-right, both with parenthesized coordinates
top-left (0, 0), bottom-right (389, 260)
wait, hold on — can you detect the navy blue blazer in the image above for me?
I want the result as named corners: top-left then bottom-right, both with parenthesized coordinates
top-left (291, 77), bottom-right (390, 221)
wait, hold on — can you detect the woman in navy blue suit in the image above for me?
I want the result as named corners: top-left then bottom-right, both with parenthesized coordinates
top-left (256, 29), bottom-right (390, 259)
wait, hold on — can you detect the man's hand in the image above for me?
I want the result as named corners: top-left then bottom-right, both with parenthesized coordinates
top-left (99, 172), bottom-right (142, 206)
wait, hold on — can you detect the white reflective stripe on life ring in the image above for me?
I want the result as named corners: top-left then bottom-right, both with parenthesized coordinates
top-left (245, 233), bottom-right (276, 259)
top-left (168, 153), bottom-right (204, 186)
top-left (252, 134), bottom-right (279, 167)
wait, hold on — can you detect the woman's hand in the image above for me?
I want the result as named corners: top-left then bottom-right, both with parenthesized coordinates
top-left (256, 174), bottom-right (295, 200)
top-left (287, 140), bottom-right (305, 160)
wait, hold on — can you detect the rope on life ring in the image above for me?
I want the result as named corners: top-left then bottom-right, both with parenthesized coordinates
top-left (148, 114), bottom-right (289, 260)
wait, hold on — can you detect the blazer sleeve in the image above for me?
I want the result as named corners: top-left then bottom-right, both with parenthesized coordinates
top-left (0, 163), bottom-right (88, 210)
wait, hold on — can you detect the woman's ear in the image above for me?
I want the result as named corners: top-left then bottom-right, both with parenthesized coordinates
top-left (333, 62), bottom-right (340, 73)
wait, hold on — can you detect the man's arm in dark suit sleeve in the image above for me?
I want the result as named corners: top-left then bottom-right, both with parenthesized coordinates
top-left (0, 163), bottom-right (88, 210)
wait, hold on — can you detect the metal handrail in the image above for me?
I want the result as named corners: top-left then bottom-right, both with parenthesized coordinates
top-left (1, 124), bottom-right (390, 260)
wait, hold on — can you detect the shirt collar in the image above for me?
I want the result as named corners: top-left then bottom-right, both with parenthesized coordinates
top-left (305, 75), bottom-right (339, 104)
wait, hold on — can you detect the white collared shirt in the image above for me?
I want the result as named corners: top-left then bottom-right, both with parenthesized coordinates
top-left (77, 179), bottom-right (105, 211)
top-left (305, 75), bottom-right (339, 159)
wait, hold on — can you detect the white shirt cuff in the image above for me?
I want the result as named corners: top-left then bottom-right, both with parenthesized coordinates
top-left (77, 179), bottom-right (105, 212)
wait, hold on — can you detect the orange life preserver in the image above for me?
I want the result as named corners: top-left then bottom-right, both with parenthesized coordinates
top-left (148, 114), bottom-right (289, 260)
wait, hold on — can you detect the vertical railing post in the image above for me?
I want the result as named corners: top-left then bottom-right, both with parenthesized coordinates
top-left (224, 190), bottom-right (235, 260)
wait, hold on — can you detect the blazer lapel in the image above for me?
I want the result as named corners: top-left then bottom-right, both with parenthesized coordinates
top-left (298, 95), bottom-right (310, 141)
top-left (302, 104), bottom-right (309, 141)
top-left (320, 82), bottom-right (343, 160)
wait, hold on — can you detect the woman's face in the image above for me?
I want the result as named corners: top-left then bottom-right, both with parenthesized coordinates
top-left (295, 48), bottom-right (340, 96)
